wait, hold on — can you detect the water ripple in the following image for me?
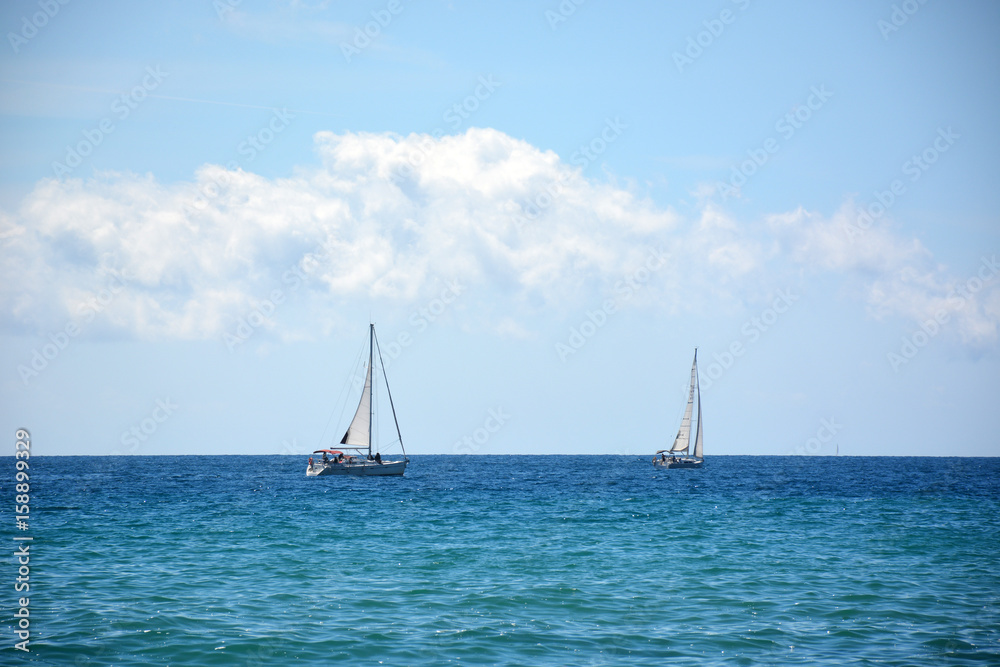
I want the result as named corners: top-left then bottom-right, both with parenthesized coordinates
top-left (4, 455), bottom-right (998, 665)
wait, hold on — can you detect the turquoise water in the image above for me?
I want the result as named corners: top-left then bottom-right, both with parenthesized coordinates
top-left (5, 455), bottom-right (999, 665)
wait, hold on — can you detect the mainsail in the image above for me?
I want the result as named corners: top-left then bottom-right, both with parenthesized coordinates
top-left (340, 361), bottom-right (371, 448)
top-left (669, 351), bottom-right (698, 453)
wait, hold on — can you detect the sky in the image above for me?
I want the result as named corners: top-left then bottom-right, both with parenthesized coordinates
top-left (1, 0), bottom-right (998, 457)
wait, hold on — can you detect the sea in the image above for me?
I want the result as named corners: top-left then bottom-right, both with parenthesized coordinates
top-left (4, 455), bottom-right (999, 666)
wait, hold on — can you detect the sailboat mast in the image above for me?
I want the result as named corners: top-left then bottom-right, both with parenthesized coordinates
top-left (368, 322), bottom-right (374, 459)
top-left (693, 348), bottom-right (703, 459)
top-left (693, 348), bottom-right (699, 450)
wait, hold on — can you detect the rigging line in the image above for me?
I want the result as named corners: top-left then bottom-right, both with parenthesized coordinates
top-left (372, 326), bottom-right (406, 458)
top-left (368, 323), bottom-right (374, 459)
top-left (316, 336), bottom-right (367, 450)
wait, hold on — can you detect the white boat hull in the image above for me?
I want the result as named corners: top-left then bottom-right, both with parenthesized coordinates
top-left (306, 460), bottom-right (407, 477)
top-left (653, 457), bottom-right (703, 469)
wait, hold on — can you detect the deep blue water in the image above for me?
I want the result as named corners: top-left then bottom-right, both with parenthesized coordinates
top-left (3, 455), bottom-right (999, 665)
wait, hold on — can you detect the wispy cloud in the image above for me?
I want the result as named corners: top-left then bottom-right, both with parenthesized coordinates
top-left (219, 7), bottom-right (354, 47)
top-left (768, 204), bottom-right (998, 345)
top-left (216, 1), bottom-right (438, 66)
top-left (0, 77), bottom-right (340, 117)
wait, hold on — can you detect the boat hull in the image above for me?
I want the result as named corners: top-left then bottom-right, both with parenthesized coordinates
top-left (653, 458), bottom-right (703, 469)
top-left (306, 460), bottom-right (407, 477)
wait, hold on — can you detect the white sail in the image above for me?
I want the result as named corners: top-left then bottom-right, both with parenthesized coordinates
top-left (669, 353), bottom-right (698, 453)
top-left (693, 380), bottom-right (704, 459)
top-left (340, 361), bottom-right (371, 447)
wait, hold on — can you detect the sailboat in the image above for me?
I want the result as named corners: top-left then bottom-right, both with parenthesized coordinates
top-left (653, 349), bottom-right (704, 469)
top-left (306, 323), bottom-right (409, 477)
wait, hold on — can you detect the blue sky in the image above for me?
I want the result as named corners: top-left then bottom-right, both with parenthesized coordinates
top-left (1, 0), bottom-right (998, 456)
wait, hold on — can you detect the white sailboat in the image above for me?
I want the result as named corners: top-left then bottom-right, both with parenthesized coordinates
top-left (653, 349), bottom-right (704, 469)
top-left (306, 323), bottom-right (409, 477)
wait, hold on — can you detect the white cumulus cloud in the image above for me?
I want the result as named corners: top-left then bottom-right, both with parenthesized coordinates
top-left (1, 128), bottom-right (996, 347)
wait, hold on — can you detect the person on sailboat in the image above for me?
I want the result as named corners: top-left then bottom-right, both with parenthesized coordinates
top-left (374, 452), bottom-right (382, 464)
top-left (322, 452), bottom-right (329, 464)
top-left (308, 457), bottom-right (314, 470)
